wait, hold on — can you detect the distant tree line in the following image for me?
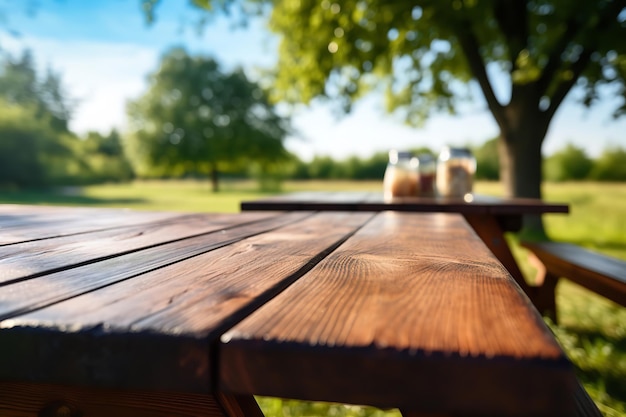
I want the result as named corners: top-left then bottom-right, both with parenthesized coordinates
top-left (1, 48), bottom-right (624, 191)
top-left (474, 139), bottom-right (626, 182)
top-left (286, 140), bottom-right (626, 183)
top-left (0, 50), bottom-right (133, 188)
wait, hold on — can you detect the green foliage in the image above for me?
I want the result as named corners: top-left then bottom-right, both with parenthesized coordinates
top-left (0, 49), bottom-right (98, 188)
top-left (126, 47), bottom-right (290, 191)
top-left (0, 49), bottom-right (136, 187)
top-left (287, 152), bottom-right (389, 181)
top-left (589, 147), bottom-right (626, 181)
top-left (544, 143), bottom-right (593, 182)
top-left (79, 130), bottom-right (135, 183)
top-left (256, 1), bottom-right (626, 123)
top-left (0, 49), bottom-right (72, 132)
top-left (0, 99), bottom-right (77, 188)
top-left (473, 138), bottom-right (499, 180)
top-left (346, 152), bottom-right (388, 180)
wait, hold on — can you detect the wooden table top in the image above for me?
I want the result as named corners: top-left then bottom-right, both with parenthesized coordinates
top-left (0, 204), bottom-right (579, 416)
top-left (241, 191), bottom-right (570, 215)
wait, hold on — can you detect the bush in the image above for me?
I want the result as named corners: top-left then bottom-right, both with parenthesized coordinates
top-left (544, 143), bottom-right (593, 181)
top-left (589, 147), bottom-right (626, 181)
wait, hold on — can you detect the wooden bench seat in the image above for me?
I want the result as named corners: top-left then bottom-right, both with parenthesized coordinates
top-left (522, 241), bottom-right (626, 322)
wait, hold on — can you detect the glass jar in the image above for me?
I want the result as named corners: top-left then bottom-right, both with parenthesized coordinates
top-left (383, 150), bottom-right (419, 200)
top-left (436, 147), bottom-right (476, 198)
top-left (417, 154), bottom-right (436, 197)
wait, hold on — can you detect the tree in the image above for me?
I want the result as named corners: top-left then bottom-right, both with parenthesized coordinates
top-left (170, 0), bottom-right (626, 234)
top-left (0, 50), bottom-right (73, 132)
top-left (80, 130), bottom-right (134, 183)
top-left (126, 47), bottom-right (290, 191)
top-left (589, 146), bottom-right (626, 181)
top-left (0, 50), bottom-right (77, 188)
top-left (0, 99), bottom-right (74, 187)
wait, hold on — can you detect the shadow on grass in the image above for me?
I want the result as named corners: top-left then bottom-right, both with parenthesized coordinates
top-left (0, 187), bottom-right (146, 206)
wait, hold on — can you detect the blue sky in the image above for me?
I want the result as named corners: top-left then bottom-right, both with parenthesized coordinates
top-left (1, 0), bottom-right (624, 161)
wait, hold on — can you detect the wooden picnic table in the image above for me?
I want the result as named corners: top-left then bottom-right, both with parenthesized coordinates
top-left (0, 204), bottom-right (596, 417)
top-left (241, 192), bottom-right (570, 296)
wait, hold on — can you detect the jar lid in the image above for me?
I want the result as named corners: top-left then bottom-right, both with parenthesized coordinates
top-left (389, 149), bottom-right (413, 164)
top-left (439, 146), bottom-right (473, 160)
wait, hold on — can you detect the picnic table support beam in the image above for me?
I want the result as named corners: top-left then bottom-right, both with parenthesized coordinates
top-left (462, 214), bottom-right (529, 293)
top-left (0, 381), bottom-right (264, 417)
top-left (525, 249), bottom-right (560, 323)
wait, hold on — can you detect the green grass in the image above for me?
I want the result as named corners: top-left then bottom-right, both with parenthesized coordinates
top-left (0, 180), bottom-right (384, 213)
top-left (1, 180), bottom-right (625, 416)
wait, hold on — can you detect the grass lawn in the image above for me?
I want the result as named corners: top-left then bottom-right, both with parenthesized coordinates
top-left (1, 179), bottom-right (625, 416)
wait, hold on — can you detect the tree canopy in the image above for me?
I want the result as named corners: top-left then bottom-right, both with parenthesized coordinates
top-left (172, 0), bottom-right (626, 233)
top-left (126, 47), bottom-right (291, 191)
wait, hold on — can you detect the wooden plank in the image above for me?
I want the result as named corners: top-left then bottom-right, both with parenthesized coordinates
top-left (242, 193), bottom-right (487, 213)
top-left (523, 241), bottom-right (626, 307)
top-left (240, 192), bottom-right (569, 216)
top-left (525, 242), bottom-right (626, 284)
top-left (0, 381), bottom-right (264, 417)
top-left (0, 205), bottom-right (186, 246)
top-left (220, 212), bottom-right (577, 416)
top-left (0, 211), bottom-right (278, 285)
top-left (241, 191), bottom-right (375, 211)
top-left (0, 211), bottom-right (309, 320)
top-left (0, 212), bottom-right (374, 392)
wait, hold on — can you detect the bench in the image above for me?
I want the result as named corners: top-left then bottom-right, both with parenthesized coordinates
top-left (522, 241), bottom-right (626, 322)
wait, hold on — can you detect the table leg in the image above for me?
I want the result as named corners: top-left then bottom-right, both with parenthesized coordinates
top-left (462, 214), bottom-right (529, 293)
top-left (0, 381), bottom-right (263, 417)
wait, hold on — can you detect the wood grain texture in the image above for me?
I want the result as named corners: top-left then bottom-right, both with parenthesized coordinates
top-left (0, 212), bottom-right (374, 392)
top-left (0, 205), bottom-right (184, 246)
top-left (0, 381), bottom-right (231, 417)
top-left (0, 211), bottom-right (307, 320)
top-left (220, 212), bottom-right (577, 416)
top-left (0, 211), bottom-right (277, 285)
top-left (463, 213), bottom-right (529, 291)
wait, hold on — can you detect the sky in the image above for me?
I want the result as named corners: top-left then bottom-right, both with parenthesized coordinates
top-left (1, 0), bottom-right (624, 161)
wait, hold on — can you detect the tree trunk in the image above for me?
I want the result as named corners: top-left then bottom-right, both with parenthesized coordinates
top-left (498, 111), bottom-right (549, 239)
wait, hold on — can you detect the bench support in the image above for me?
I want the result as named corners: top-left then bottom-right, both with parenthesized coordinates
top-left (522, 241), bottom-right (626, 324)
top-left (527, 249), bottom-right (560, 323)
